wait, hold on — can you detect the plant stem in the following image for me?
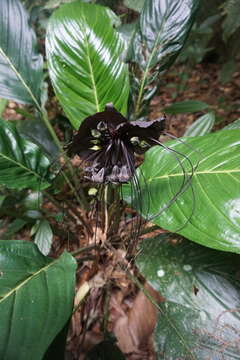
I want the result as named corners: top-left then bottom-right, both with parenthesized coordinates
top-left (40, 108), bottom-right (89, 210)
top-left (103, 185), bottom-right (109, 237)
top-left (41, 108), bottom-right (63, 151)
top-left (108, 186), bottom-right (122, 236)
top-left (103, 282), bottom-right (111, 338)
top-left (139, 225), bottom-right (161, 235)
top-left (65, 199), bottom-right (92, 235)
top-left (134, 72), bottom-right (146, 119)
top-left (71, 244), bottom-right (98, 257)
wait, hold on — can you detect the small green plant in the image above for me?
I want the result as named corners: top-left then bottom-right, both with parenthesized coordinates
top-left (0, 0), bottom-right (239, 359)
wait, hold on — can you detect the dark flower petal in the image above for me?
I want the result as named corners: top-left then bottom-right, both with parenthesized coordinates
top-left (67, 106), bottom-right (165, 184)
top-left (106, 165), bottom-right (120, 183)
top-left (67, 104), bottom-right (127, 158)
top-left (118, 117), bottom-right (166, 154)
top-left (92, 168), bottom-right (105, 183)
top-left (118, 165), bottom-right (132, 183)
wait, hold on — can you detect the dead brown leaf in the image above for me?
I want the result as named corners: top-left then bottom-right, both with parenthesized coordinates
top-left (111, 282), bottom-right (163, 359)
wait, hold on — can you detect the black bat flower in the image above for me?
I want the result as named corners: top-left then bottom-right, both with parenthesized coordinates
top-left (67, 104), bottom-right (165, 184)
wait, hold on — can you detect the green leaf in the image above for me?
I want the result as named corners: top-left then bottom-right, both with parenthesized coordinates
top-left (164, 100), bottom-right (209, 115)
top-left (123, 130), bottom-right (240, 253)
top-left (34, 219), bottom-right (53, 255)
top-left (0, 195), bottom-right (6, 208)
top-left (0, 0), bottom-right (43, 106)
top-left (224, 119), bottom-right (240, 130)
top-left (0, 119), bottom-right (53, 190)
top-left (219, 60), bottom-right (237, 84)
top-left (118, 22), bottom-right (136, 44)
top-left (46, 2), bottom-right (129, 129)
top-left (128, 0), bottom-right (199, 70)
top-left (23, 192), bottom-right (43, 211)
top-left (128, 0), bottom-right (199, 118)
top-left (0, 98), bottom-right (7, 117)
top-left (222, 0), bottom-right (240, 42)
top-left (0, 240), bottom-right (76, 360)
top-left (106, 7), bottom-right (122, 28)
top-left (184, 112), bottom-right (215, 137)
top-left (44, 0), bottom-right (76, 9)
top-left (43, 320), bottom-right (70, 360)
top-left (137, 235), bottom-right (240, 359)
top-left (123, 0), bottom-right (145, 12)
top-left (117, 22), bottom-right (137, 61)
top-left (1, 219), bottom-right (27, 239)
top-left (17, 117), bottom-right (59, 161)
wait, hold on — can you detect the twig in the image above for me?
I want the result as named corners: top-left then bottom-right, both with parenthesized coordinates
top-left (71, 244), bottom-right (98, 257)
top-left (103, 185), bottom-right (109, 238)
top-left (103, 282), bottom-right (111, 337)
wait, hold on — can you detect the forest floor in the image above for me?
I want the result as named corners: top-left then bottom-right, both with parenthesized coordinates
top-left (2, 59), bottom-right (240, 359)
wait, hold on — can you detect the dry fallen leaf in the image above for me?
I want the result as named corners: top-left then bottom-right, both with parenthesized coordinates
top-left (111, 282), bottom-right (164, 359)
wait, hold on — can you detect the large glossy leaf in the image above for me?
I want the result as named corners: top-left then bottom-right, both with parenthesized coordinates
top-left (137, 235), bottom-right (240, 359)
top-left (184, 112), bottom-right (215, 137)
top-left (0, 119), bottom-right (53, 190)
top-left (128, 0), bottom-right (199, 70)
top-left (123, 129), bottom-right (240, 253)
top-left (46, 2), bottom-right (129, 129)
top-left (0, 0), bottom-right (43, 106)
top-left (127, 0), bottom-right (199, 118)
top-left (0, 240), bottom-right (76, 360)
top-left (17, 117), bottom-right (59, 160)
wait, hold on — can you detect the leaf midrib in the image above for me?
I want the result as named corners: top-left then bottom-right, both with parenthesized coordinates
top-left (0, 47), bottom-right (41, 110)
top-left (82, 15), bottom-right (100, 113)
top-left (0, 258), bottom-right (58, 304)
top-left (148, 169), bottom-right (240, 182)
top-left (0, 151), bottom-right (42, 180)
top-left (134, 7), bottom-right (167, 116)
